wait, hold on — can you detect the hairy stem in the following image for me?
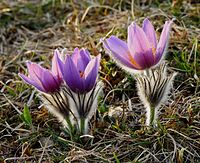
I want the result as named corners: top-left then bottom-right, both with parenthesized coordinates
top-left (149, 106), bottom-right (156, 127)
top-left (79, 117), bottom-right (88, 135)
top-left (80, 118), bottom-right (85, 135)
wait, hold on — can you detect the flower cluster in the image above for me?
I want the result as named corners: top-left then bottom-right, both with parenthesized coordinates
top-left (20, 18), bottom-right (176, 134)
top-left (19, 48), bottom-right (101, 135)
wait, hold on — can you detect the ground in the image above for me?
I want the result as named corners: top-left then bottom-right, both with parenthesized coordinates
top-left (0, 0), bottom-right (199, 162)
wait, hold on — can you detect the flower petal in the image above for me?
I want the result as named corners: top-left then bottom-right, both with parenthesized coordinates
top-left (128, 23), bottom-right (151, 55)
top-left (20, 61), bottom-right (61, 93)
top-left (84, 55), bottom-right (100, 92)
top-left (142, 18), bottom-right (157, 49)
top-left (40, 70), bottom-right (60, 92)
top-left (26, 62), bottom-right (44, 84)
top-left (156, 20), bottom-right (173, 63)
top-left (79, 48), bottom-right (91, 70)
top-left (52, 49), bottom-right (63, 80)
top-left (63, 55), bottom-right (83, 92)
top-left (71, 47), bottom-right (79, 66)
top-left (133, 50), bottom-right (155, 69)
top-left (71, 47), bottom-right (87, 72)
top-left (103, 36), bottom-right (139, 69)
top-left (19, 73), bottom-right (45, 92)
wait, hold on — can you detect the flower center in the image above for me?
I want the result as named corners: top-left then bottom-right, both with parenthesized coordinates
top-left (79, 71), bottom-right (84, 78)
top-left (152, 47), bottom-right (156, 56)
top-left (128, 52), bottom-right (141, 69)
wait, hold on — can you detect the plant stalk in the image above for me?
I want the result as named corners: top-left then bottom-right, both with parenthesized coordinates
top-left (79, 117), bottom-right (89, 135)
top-left (149, 106), bottom-right (156, 127)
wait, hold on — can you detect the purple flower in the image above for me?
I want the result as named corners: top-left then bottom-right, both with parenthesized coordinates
top-left (19, 51), bottom-right (62, 93)
top-left (59, 48), bottom-right (101, 93)
top-left (102, 18), bottom-right (173, 71)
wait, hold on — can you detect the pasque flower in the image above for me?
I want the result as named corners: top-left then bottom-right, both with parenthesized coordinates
top-left (59, 47), bottom-right (101, 93)
top-left (19, 51), bottom-right (76, 134)
top-left (102, 18), bottom-right (175, 128)
top-left (19, 52), bottom-right (62, 93)
top-left (102, 18), bottom-right (173, 71)
top-left (57, 47), bottom-right (102, 134)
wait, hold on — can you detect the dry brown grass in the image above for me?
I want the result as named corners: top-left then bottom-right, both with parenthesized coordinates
top-left (0, 0), bottom-right (199, 162)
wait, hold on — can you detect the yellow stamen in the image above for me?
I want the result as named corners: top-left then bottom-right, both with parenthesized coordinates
top-left (79, 71), bottom-right (84, 78)
top-left (128, 52), bottom-right (141, 69)
top-left (152, 47), bottom-right (156, 56)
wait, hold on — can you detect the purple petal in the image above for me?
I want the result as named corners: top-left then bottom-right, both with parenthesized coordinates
top-left (79, 48), bottom-right (91, 70)
top-left (20, 61), bottom-right (61, 93)
top-left (26, 62), bottom-right (44, 84)
top-left (52, 49), bottom-right (63, 81)
top-left (63, 55), bottom-right (83, 92)
top-left (19, 73), bottom-right (45, 92)
top-left (71, 47), bottom-right (86, 72)
top-left (133, 50), bottom-right (155, 69)
top-left (84, 55), bottom-right (100, 92)
top-left (40, 70), bottom-right (60, 92)
top-left (103, 36), bottom-right (140, 69)
top-left (142, 18), bottom-right (157, 49)
top-left (156, 20), bottom-right (173, 63)
top-left (128, 23), bottom-right (151, 54)
top-left (71, 47), bottom-right (80, 66)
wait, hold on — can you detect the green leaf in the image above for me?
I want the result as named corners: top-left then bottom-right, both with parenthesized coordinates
top-left (22, 104), bottom-right (32, 125)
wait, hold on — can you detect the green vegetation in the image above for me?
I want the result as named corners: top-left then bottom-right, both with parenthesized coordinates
top-left (0, 0), bottom-right (199, 162)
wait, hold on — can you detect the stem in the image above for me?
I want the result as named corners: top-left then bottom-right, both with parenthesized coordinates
top-left (149, 106), bottom-right (156, 127)
top-left (80, 117), bottom-right (85, 135)
top-left (79, 117), bottom-right (88, 135)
